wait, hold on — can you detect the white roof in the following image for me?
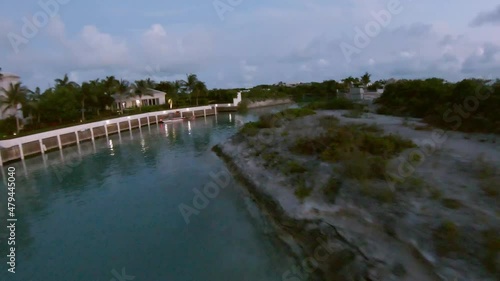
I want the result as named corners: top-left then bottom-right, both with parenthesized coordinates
top-left (0, 72), bottom-right (20, 79)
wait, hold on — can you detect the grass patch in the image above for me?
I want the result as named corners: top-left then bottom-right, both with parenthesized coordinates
top-left (342, 109), bottom-right (364, 118)
top-left (295, 181), bottom-right (313, 200)
top-left (285, 161), bottom-right (308, 174)
top-left (480, 177), bottom-right (499, 197)
top-left (261, 152), bottom-right (284, 168)
top-left (433, 220), bottom-right (461, 256)
top-left (245, 108), bottom-right (317, 131)
top-left (323, 177), bottom-right (342, 203)
top-left (359, 183), bottom-right (396, 203)
top-left (291, 121), bottom-right (414, 182)
top-left (240, 122), bottom-right (260, 136)
top-left (280, 108), bottom-right (316, 119)
top-left (481, 229), bottom-right (500, 275)
top-left (306, 98), bottom-right (359, 110)
top-left (475, 155), bottom-right (497, 179)
top-left (318, 116), bottom-right (340, 127)
top-left (237, 99), bottom-right (249, 113)
top-left (441, 198), bottom-right (463, 209)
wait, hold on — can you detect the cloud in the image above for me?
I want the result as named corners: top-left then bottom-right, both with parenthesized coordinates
top-left (470, 5), bottom-right (500, 27)
top-left (2, 1), bottom-right (500, 90)
top-left (461, 43), bottom-right (500, 74)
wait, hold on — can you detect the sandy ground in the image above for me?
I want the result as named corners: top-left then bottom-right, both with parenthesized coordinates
top-left (217, 110), bottom-right (499, 281)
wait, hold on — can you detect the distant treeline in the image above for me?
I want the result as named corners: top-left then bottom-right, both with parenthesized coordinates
top-left (1, 70), bottom-right (499, 137)
top-left (376, 78), bottom-right (500, 134)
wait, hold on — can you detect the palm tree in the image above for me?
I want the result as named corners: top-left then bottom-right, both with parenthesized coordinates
top-left (193, 81), bottom-right (207, 106)
top-left (145, 78), bottom-right (156, 89)
top-left (361, 72), bottom-right (371, 88)
top-left (115, 79), bottom-right (131, 114)
top-left (25, 87), bottom-right (42, 125)
top-left (55, 74), bottom-right (79, 89)
top-left (183, 74), bottom-right (198, 94)
top-left (78, 82), bottom-right (98, 122)
top-left (0, 82), bottom-right (29, 133)
top-left (131, 80), bottom-right (154, 112)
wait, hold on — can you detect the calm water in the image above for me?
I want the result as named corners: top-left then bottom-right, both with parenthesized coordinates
top-left (0, 107), bottom-right (296, 281)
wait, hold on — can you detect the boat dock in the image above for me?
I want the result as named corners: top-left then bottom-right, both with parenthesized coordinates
top-left (0, 105), bottom-right (218, 165)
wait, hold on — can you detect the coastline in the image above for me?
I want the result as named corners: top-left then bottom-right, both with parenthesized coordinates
top-left (213, 109), bottom-right (499, 281)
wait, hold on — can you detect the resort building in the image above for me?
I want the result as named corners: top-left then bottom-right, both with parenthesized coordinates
top-left (0, 72), bottom-right (23, 120)
top-left (112, 89), bottom-right (167, 112)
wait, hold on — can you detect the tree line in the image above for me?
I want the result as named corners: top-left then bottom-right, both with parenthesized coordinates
top-left (0, 73), bottom-right (239, 136)
top-left (1, 69), bottom-right (498, 136)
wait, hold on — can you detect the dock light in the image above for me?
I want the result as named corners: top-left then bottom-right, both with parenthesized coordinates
top-left (163, 111), bottom-right (166, 114)
top-left (127, 116), bottom-right (131, 119)
top-left (187, 108), bottom-right (190, 111)
top-left (215, 104), bottom-right (218, 107)
top-left (105, 120), bottom-right (110, 124)
top-left (228, 103), bottom-right (231, 106)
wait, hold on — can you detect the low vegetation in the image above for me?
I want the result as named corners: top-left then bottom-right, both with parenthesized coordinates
top-left (376, 78), bottom-right (500, 134)
top-left (291, 121), bottom-right (415, 182)
top-left (306, 98), bottom-right (359, 110)
top-left (433, 220), bottom-right (462, 256)
top-left (441, 198), bottom-right (463, 209)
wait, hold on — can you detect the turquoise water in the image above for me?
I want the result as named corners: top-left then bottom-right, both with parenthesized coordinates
top-left (0, 108), bottom-right (296, 281)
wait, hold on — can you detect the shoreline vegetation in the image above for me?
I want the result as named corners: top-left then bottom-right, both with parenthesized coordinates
top-left (214, 107), bottom-right (499, 280)
top-left (1, 73), bottom-right (499, 139)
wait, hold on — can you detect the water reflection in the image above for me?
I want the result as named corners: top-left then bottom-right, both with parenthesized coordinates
top-left (0, 107), bottom-right (296, 281)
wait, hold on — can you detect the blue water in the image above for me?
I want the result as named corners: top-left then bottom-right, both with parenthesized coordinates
top-left (0, 108), bottom-right (296, 281)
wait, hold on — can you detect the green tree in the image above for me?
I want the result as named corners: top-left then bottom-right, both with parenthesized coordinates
top-left (0, 82), bottom-right (29, 133)
top-left (78, 82), bottom-right (98, 121)
top-left (193, 81), bottom-right (207, 106)
top-left (131, 80), bottom-right (154, 112)
top-left (25, 87), bottom-right (42, 125)
top-left (361, 72), bottom-right (371, 88)
top-left (115, 79), bottom-right (131, 114)
top-left (55, 74), bottom-right (79, 90)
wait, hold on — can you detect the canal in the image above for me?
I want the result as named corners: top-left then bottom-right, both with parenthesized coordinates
top-left (0, 107), bottom-right (296, 281)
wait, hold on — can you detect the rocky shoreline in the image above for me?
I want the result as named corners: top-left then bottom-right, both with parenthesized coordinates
top-left (214, 109), bottom-right (499, 281)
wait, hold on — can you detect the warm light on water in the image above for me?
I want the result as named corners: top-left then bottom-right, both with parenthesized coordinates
top-left (0, 109), bottom-right (295, 281)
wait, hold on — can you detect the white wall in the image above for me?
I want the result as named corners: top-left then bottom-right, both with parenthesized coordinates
top-left (114, 89), bottom-right (166, 110)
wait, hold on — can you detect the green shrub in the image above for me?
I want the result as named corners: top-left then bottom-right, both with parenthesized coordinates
top-left (286, 161), bottom-right (308, 174)
top-left (257, 113), bottom-right (281, 128)
top-left (360, 184), bottom-right (396, 203)
top-left (0, 117), bottom-right (17, 136)
top-left (295, 182), bottom-right (312, 200)
top-left (441, 198), bottom-right (463, 209)
top-left (280, 108), bottom-right (316, 119)
top-left (480, 178), bottom-right (499, 197)
top-left (482, 229), bottom-right (500, 275)
top-left (240, 122), bottom-right (260, 136)
top-left (323, 177), bottom-right (342, 203)
top-left (433, 220), bottom-right (461, 256)
top-left (237, 100), bottom-right (249, 113)
top-left (306, 98), bottom-right (358, 110)
top-left (342, 109), bottom-right (364, 118)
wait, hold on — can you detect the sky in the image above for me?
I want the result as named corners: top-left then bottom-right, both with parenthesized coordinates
top-left (1, 0), bottom-right (500, 90)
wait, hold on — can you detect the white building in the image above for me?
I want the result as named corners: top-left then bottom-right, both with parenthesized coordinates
top-left (0, 72), bottom-right (23, 120)
top-left (112, 89), bottom-right (167, 111)
top-left (348, 87), bottom-right (383, 101)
